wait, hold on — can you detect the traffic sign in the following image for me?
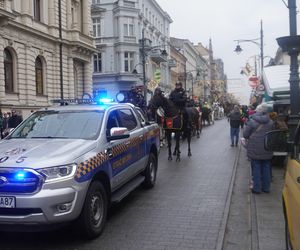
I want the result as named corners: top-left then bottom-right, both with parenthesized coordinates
top-left (154, 70), bottom-right (161, 82)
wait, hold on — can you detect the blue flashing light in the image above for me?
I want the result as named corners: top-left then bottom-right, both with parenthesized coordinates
top-left (99, 98), bottom-right (113, 103)
top-left (15, 172), bottom-right (26, 180)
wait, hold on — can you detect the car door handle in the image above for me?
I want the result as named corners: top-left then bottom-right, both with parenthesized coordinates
top-left (105, 148), bottom-right (113, 159)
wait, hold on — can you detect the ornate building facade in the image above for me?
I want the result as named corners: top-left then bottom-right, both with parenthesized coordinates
top-left (169, 44), bottom-right (186, 91)
top-left (91, 0), bottom-right (172, 102)
top-left (0, 0), bottom-right (94, 117)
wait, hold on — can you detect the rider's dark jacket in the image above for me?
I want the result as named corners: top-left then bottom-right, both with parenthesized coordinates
top-left (169, 88), bottom-right (187, 109)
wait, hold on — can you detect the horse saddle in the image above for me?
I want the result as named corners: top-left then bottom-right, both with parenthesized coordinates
top-left (162, 115), bottom-right (183, 130)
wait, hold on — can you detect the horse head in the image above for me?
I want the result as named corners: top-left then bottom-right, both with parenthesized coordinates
top-left (149, 92), bottom-right (180, 118)
top-left (149, 93), bottom-right (165, 109)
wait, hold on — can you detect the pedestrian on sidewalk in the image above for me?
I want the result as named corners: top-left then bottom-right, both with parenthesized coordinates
top-left (243, 103), bottom-right (274, 194)
top-left (8, 109), bottom-right (23, 129)
top-left (228, 105), bottom-right (241, 147)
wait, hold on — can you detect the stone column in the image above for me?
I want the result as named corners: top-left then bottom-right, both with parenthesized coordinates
top-left (48, 0), bottom-right (55, 26)
top-left (0, 43), bottom-right (5, 99)
top-left (82, 0), bottom-right (90, 35)
top-left (68, 57), bottom-right (75, 98)
top-left (119, 17), bottom-right (124, 42)
top-left (84, 59), bottom-right (93, 95)
top-left (120, 51), bottom-right (125, 73)
top-left (66, 0), bottom-right (72, 30)
top-left (73, 1), bottom-right (79, 30)
top-left (21, 0), bottom-right (31, 16)
top-left (21, 0), bottom-right (32, 25)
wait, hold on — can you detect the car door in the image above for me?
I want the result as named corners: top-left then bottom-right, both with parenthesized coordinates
top-left (116, 108), bottom-right (147, 174)
top-left (105, 109), bottom-right (130, 191)
top-left (284, 141), bottom-right (300, 249)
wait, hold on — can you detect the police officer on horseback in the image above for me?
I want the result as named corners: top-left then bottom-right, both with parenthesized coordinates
top-left (169, 82), bottom-right (187, 109)
top-left (127, 86), bottom-right (146, 111)
top-left (169, 82), bottom-right (191, 128)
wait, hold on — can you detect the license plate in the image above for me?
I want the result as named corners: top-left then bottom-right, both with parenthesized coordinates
top-left (0, 196), bottom-right (15, 208)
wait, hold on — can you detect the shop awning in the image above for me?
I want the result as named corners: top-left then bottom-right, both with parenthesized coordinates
top-left (262, 65), bottom-right (292, 100)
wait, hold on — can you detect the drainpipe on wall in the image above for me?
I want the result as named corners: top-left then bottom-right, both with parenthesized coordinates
top-left (59, 0), bottom-right (64, 101)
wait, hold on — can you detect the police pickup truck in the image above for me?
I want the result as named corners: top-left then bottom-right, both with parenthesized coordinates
top-left (0, 100), bottom-right (160, 238)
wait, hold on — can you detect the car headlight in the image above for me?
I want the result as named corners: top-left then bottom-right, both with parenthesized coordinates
top-left (37, 164), bottom-right (77, 182)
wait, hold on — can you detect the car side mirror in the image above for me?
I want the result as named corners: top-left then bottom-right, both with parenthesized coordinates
top-left (107, 127), bottom-right (130, 142)
top-left (264, 130), bottom-right (290, 152)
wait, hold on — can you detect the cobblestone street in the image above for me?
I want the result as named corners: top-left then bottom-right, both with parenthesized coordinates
top-left (0, 119), bottom-right (285, 250)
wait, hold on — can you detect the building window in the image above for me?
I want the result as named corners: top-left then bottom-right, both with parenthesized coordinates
top-left (124, 1), bottom-right (135, 8)
top-left (124, 52), bottom-right (134, 72)
top-left (93, 17), bottom-right (101, 37)
top-left (124, 17), bottom-right (134, 37)
top-left (35, 57), bottom-right (44, 95)
top-left (4, 49), bottom-right (14, 93)
top-left (93, 53), bottom-right (102, 72)
top-left (92, 0), bottom-right (100, 4)
top-left (33, 0), bottom-right (41, 21)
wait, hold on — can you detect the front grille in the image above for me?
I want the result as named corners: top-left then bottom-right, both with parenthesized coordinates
top-left (0, 208), bottom-right (43, 216)
top-left (0, 169), bottom-right (43, 194)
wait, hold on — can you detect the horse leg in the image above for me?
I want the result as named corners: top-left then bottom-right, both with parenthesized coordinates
top-left (166, 131), bottom-right (172, 161)
top-left (175, 132), bottom-right (181, 162)
top-left (187, 130), bottom-right (192, 157)
top-left (192, 125), bottom-right (196, 137)
top-left (173, 132), bottom-right (177, 155)
top-left (196, 117), bottom-right (200, 138)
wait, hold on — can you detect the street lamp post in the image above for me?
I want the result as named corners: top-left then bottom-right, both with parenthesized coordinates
top-left (277, 0), bottom-right (300, 137)
top-left (141, 28), bottom-right (147, 103)
top-left (234, 20), bottom-right (264, 75)
top-left (137, 28), bottom-right (168, 104)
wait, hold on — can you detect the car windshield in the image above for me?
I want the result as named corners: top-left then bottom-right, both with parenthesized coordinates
top-left (9, 110), bottom-right (104, 140)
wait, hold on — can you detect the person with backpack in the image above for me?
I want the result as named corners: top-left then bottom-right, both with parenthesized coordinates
top-left (243, 103), bottom-right (274, 194)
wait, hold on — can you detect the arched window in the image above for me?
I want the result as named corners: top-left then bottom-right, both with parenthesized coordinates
top-left (35, 57), bottom-right (44, 95)
top-left (4, 49), bottom-right (14, 93)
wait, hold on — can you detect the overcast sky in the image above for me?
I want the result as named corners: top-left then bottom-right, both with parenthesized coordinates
top-left (155, 0), bottom-right (297, 103)
top-left (156, 0), bottom-right (294, 82)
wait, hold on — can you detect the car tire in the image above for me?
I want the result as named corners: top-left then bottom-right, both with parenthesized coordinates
top-left (78, 181), bottom-right (108, 239)
top-left (142, 152), bottom-right (157, 189)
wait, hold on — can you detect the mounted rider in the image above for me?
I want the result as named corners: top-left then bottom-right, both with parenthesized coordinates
top-left (202, 101), bottom-right (212, 125)
top-left (127, 86), bottom-right (146, 111)
top-left (169, 82), bottom-right (191, 128)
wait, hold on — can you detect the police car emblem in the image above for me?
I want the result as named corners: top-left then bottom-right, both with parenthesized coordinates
top-left (0, 177), bottom-right (8, 187)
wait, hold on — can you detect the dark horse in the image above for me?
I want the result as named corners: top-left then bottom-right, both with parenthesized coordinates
top-left (148, 94), bottom-right (200, 162)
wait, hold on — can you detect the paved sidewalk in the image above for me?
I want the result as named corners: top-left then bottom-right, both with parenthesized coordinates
top-left (223, 146), bottom-right (285, 250)
top-left (251, 153), bottom-right (285, 250)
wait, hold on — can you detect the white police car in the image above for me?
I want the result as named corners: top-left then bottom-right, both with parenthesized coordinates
top-left (0, 99), bottom-right (160, 238)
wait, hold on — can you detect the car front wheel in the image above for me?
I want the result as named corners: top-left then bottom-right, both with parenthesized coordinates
top-left (142, 152), bottom-right (157, 189)
top-left (78, 181), bottom-right (108, 239)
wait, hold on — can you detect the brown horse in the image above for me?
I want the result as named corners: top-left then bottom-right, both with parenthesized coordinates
top-left (148, 94), bottom-right (200, 161)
